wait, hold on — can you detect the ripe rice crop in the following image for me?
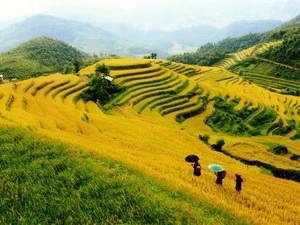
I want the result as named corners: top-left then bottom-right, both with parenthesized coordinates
top-left (0, 59), bottom-right (299, 225)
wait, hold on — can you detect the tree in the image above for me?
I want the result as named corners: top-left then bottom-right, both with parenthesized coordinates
top-left (151, 52), bottom-right (157, 59)
top-left (80, 64), bottom-right (124, 105)
top-left (143, 53), bottom-right (157, 59)
top-left (74, 60), bottom-right (81, 73)
top-left (96, 63), bottom-right (110, 76)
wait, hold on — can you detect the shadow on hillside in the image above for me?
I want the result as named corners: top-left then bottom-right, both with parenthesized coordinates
top-left (210, 144), bottom-right (300, 183)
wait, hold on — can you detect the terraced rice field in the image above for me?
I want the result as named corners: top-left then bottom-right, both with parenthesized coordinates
top-left (102, 60), bottom-right (205, 123)
top-left (0, 74), bottom-right (102, 134)
top-left (256, 41), bottom-right (282, 55)
top-left (241, 71), bottom-right (300, 94)
top-left (0, 58), bottom-right (300, 225)
top-left (88, 59), bottom-right (300, 138)
top-left (214, 46), bottom-right (257, 69)
top-left (164, 61), bottom-right (300, 138)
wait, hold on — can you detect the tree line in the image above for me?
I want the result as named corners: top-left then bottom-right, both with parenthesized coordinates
top-left (167, 33), bottom-right (263, 66)
top-left (259, 27), bottom-right (300, 68)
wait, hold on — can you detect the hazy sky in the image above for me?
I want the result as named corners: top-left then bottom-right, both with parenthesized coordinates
top-left (0, 0), bottom-right (299, 29)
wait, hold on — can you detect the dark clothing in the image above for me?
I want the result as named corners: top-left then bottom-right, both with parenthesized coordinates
top-left (235, 175), bottom-right (243, 191)
top-left (216, 171), bottom-right (223, 185)
top-left (193, 161), bottom-right (201, 176)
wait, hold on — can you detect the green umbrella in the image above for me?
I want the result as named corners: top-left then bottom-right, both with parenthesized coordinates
top-left (208, 164), bottom-right (224, 172)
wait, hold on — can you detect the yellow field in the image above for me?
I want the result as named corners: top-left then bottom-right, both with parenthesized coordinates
top-left (256, 41), bottom-right (283, 55)
top-left (0, 58), bottom-right (299, 225)
top-left (214, 46), bottom-right (257, 69)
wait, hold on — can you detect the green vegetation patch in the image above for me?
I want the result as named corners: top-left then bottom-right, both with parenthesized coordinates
top-left (168, 33), bottom-right (262, 66)
top-left (81, 64), bottom-right (125, 106)
top-left (259, 28), bottom-right (300, 67)
top-left (205, 97), bottom-right (260, 136)
top-left (0, 37), bottom-right (88, 79)
top-left (229, 58), bottom-right (300, 96)
top-left (0, 126), bottom-right (250, 225)
top-left (248, 107), bottom-right (277, 130)
top-left (269, 145), bottom-right (289, 155)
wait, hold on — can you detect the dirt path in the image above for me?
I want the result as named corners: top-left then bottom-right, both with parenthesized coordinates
top-left (254, 56), bottom-right (300, 71)
top-left (251, 48), bottom-right (300, 71)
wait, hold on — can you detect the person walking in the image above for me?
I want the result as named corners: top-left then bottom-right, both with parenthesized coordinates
top-left (215, 170), bottom-right (226, 185)
top-left (192, 160), bottom-right (201, 176)
top-left (235, 174), bottom-right (243, 192)
top-left (215, 171), bottom-right (223, 185)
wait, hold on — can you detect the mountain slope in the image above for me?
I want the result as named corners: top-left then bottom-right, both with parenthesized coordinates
top-left (168, 15), bottom-right (299, 66)
top-left (0, 58), bottom-right (299, 225)
top-left (215, 17), bottom-right (300, 95)
top-left (97, 20), bottom-right (281, 54)
top-left (259, 27), bottom-right (300, 68)
top-left (0, 14), bottom-right (168, 58)
top-left (2, 126), bottom-right (246, 225)
top-left (0, 37), bottom-right (87, 78)
top-left (168, 33), bottom-right (263, 66)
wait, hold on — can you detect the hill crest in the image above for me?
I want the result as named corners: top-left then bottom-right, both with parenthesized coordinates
top-left (0, 36), bottom-right (87, 78)
top-left (0, 14), bottom-right (169, 58)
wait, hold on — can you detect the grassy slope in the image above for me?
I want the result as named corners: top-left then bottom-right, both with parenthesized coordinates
top-left (0, 58), bottom-right (300, 225)
top-left (0, 126), bottom-right (248, 225)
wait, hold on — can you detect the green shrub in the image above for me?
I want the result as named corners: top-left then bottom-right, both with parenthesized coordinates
top-left (198, 134), bottom-right (210, 144)
top-left (81, 113), bottom-right (89, 122)
top-left (216, 139), bottom-right (225, 149)
top-left (205, 98), bottom-right (257, 136)
top-left (290, 132), bottom-right (300, 140)
top-left (272, 126), bottom-right (293, 136)
top-left (269, 145), bottom-right (289, 155)
top-left (290, 154), bottom-right (300, 162)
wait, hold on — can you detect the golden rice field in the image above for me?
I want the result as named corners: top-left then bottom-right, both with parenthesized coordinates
top-left (255, 41), bottom-right (283, 55)
top-left (0, 58), bottom-right (300, 225)
top-left (214, 41), bottom-right (282, 70)
top-left (214, 46), bottom-right (257, 69)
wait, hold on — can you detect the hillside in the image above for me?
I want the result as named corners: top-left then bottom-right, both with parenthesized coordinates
top-left (258, 27), bottom-right (300, 68)
top-left (168, 33), bottom-right (263, 66)
top-left (0, 14), bottom-right (168, 58)
top-left (168, 14), bottom-right (299, 66)
top-left (0, 58), bottom-right (299, 224)
top-left (0, 37), bottom-right (88, 79)
top-left (173, 14), bottom-right (300, 98)
top-left (215, 22), bottom-right (300, 96)
top-left (2, 126), bottom-right (247, 224)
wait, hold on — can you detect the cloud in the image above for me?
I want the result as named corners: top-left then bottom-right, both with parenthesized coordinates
top-left (0, 0), bottom-right (299, 29)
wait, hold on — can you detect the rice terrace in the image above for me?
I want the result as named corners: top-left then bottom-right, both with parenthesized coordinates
top-left (0, 2), bottom-right (300, 225)
top-left (0, 55), bottom-right (299, 224)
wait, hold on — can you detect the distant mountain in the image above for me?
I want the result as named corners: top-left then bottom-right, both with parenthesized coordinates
top-left (99, 20), bottom-right (282, 54)
top-left (0, 22), bottom-right (7, 30)
top-left (0, 37), bottom-right (87, 79)
top-left (279, 15), bottom-right (300, 28)
top-left (0, 14), bottom-right (169, 58)
top-left (0, 19), bottom-right (15, 30)
top-left (220, 20), bottom-right (282, 36)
